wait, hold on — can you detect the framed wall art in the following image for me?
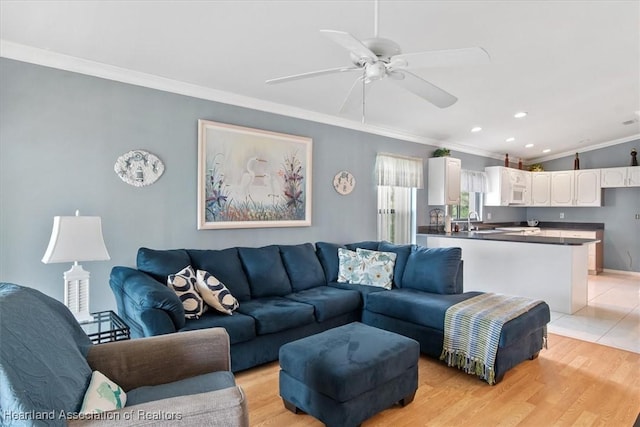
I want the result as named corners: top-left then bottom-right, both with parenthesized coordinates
top-left (197, 119), bottom-right (312, 229)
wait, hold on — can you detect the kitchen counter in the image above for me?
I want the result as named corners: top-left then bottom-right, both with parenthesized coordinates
top-left (417, 230), bottom-right (598, 246)
top-left (419, 232), bottom-right (592, 314)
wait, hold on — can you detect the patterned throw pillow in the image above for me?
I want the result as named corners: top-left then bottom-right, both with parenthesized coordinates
top-left (337, 248), bottom-right (361, 283)
top-left (195, 270), bottom-right (239, 315)
top-left (352, 248), bottom-right (397, 289)
top-left (168, 265), bottom-right (207, 319)
top-left (80, 370), bottom-right (127, 414)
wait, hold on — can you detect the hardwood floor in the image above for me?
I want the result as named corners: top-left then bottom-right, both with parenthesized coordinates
top-left (235, 333), bottom-right (640, 426)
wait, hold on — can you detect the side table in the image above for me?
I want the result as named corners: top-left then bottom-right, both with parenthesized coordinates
top-left (80, 310), bottom-right (130, 344)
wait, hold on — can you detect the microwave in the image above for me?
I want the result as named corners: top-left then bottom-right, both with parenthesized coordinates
top-left (510, 184), bottom-right (526, 204)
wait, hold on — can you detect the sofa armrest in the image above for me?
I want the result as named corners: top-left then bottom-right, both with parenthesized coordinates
top-left (68, 386), bottom-right (248, 427)
top-left (86, 328), bottom-right (231, 391)
top-left (110, 266), bottom-right (185, 334)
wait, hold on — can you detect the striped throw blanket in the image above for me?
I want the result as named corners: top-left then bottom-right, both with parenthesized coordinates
top-left (440, 293), bottom-right (546, 385)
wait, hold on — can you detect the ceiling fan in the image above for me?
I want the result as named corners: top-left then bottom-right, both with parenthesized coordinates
top-left (266, 1), bottom-right (490, 116)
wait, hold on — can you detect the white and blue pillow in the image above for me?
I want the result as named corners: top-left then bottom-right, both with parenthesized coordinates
top-left (337, 248), bottom-right (397, 289)
top-left (196, 270), bottom-right (239, 315)
top-left (168, 265), bottom-right (207, 319)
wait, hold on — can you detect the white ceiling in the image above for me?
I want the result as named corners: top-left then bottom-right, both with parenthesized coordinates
top-left (2, 0), bottom-right (639, 161)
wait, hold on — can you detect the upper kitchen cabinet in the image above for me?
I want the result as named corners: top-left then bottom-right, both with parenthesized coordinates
top-left (601, 167), bottom-right (640, 188)
top-left (428, 157), bottom-right (461, 205)
top-left (551, 169), bottom-right (601, 207)
top-left (530, 172), bottom-right (552, 206)
top-left (484, 166), bottom-right (530, 206)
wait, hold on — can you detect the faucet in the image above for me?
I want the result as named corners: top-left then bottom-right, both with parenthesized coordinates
top-left (467, 211), bottom-right (480, 231)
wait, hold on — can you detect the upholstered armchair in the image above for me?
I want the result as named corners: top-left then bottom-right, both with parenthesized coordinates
top-left (0, 283), bottom-right (248, 427)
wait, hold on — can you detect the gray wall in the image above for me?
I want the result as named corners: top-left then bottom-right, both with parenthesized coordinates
top-left (527, 140), bottom-right (640, 272)
top-left (0, 58), bottom-right (444, 310)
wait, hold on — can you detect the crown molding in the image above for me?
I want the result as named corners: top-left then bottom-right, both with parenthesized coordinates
top-left (527, 134), bottom-right (640, 164)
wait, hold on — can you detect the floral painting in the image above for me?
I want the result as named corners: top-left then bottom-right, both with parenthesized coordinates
top-left (197, 120), bottom-right (312, 229)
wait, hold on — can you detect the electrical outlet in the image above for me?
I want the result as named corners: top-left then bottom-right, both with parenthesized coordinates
top-left (487, 212), bottom-right (492, 220)
top-left (560, 212), bottom-right (565, 219)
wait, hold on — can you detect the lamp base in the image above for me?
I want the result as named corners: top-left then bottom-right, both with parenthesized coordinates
top-left (63, 263), bottom-right (92, 322)
top-left (74, 310), bottom-right (94, 324)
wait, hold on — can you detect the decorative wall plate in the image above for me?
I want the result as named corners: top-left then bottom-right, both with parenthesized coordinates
top-left (333, 170), bottom-right (356, 195)
top-left (114, 150), bottom-right (164, 187)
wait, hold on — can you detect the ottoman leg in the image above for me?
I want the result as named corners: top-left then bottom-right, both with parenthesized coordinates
top-left (283, 399), bottom-right (300, 414)
top-left (399, 391), bottom-right (416, 407)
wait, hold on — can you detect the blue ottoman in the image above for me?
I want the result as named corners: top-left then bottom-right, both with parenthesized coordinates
top-left (279, 322), bottom-right (420, 427)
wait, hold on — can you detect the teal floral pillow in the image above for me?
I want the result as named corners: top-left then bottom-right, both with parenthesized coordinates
top-left (353, 248), bottom-right (397, 289)
top-left (337, 248), bottom-right (361, 283)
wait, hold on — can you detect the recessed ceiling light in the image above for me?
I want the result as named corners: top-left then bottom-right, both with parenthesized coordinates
top-left (505, 137), bottom-right (515, 142)
top-left (542, 148), bottom-right (551, 153)
top-left (471, 127), bottom-right (482, 132)
top-left (525, 143), bottom-right (534, 148)
top-left (514, 112), bottom-right (528, 119)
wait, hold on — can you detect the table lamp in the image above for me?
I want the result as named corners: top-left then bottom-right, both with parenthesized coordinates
top-left (42, 210), bottom-right (110, 322)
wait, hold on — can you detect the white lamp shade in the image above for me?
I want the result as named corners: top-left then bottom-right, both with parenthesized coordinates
top-left (42, 215), bottom-right (110, 264)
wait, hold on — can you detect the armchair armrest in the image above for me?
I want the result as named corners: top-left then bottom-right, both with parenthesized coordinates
top-left (110, 266), bottom-right (185, 334)
top-left (86, 328), bottom-right (231, 391)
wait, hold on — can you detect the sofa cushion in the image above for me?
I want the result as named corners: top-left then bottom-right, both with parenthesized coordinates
top-left (366, 288), bottom-right (482, 330)
top-left (238, 246), bottom-right (293, 298)
top-left (236, 297), bottom-right (315, 335)
top-left (353, 248), bottom-right (397, 289)
top-left (195, 270), bottom-right (239, 315)
top-left (187, 248), bottom-right (252, 302)
top-left (316, 242), bottom-right (345, 282)
top-left (280, 243), bottom-right (326, 291)
top-left (401, 246), bottom-right (462, 294)
top-left (337, 248), bottom-right (360, 283)
top-left (137, 248), bottom-right (191, 283)
top-left (378, 242), bottom-right (414, 287)
top-left (180, 311), bottom-right (256, 345)
top-left (284, 286), bottom-right (362, 322)
top-left (345, 241), bottom-right (380, 251)
top-left (167, 266), bottom-right (207, 319)
top-left (127, 371), bottom-right (236, 406)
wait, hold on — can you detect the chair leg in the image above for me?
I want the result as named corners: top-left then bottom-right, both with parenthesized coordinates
top-left (283, 399), bottom-right (300, 414)
top-left (399, 391), bottom-right (416, 407)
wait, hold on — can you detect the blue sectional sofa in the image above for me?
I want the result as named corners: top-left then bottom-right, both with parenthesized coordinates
top-left (110, 241), bottom-right (550, 381)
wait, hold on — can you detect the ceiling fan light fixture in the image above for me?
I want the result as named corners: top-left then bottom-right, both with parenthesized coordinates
top-left (514, 111), bottom-right (528, 119)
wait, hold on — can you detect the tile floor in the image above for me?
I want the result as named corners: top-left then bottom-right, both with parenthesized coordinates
top-left (547, 272), bottom-right (640, 353)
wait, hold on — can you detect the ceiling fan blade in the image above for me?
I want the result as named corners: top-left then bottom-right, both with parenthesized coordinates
top-left (320, 30), bottom-right (378, 63)
top-left (339, 75), bottom-right (371, 113)
top-left (391, 47), bottom-right (490, 70)
top-left (391, 70), bottom-right (458, 108)
top-left (266, 66), bottom-right (360, 84)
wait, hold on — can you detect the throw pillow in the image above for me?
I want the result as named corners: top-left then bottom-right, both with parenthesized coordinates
top-left (195, 270), bottom-right (239, 315)
top-left (337, 248), bottom-right (361, 283)
top-left (167, 266), bottom-right (207, 319)
top-left (353, 248), bottom-right (397, 289)
top-left (80, 370), bottom-right (127, 414)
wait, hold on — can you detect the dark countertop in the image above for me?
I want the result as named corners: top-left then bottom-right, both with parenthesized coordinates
top-left (511, 221), bottom-right (604, 230)
top-left (417, 230), bottom-right (599, 246)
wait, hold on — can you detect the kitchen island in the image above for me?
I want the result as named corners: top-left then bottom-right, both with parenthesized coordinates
top-left (417, 231), bottom-right (599, 314)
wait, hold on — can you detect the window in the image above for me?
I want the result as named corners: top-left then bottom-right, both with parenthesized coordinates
top-left (375, 154), bottom-right (423, 244)
top-left (451, 191), bottom-right (483, 221)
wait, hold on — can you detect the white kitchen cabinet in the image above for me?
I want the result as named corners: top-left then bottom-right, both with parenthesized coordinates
top-left (601, 167), bottom-right (640, 187)
top-left (551, 169), bottom-right (602, 207)
top-left (551, 171), bottom-right (574, 206)
top-left (428, 157), bottom-right (461, 205)
top-left (484, 166), bottom-right (531, 206)
top-left (530, 172), bottom-right (551, 206)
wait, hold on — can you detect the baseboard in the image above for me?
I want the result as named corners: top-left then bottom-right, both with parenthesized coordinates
top-left (602, 269), bottom-right (640, 278)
